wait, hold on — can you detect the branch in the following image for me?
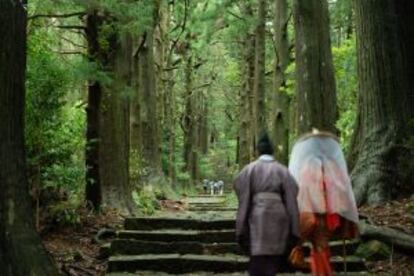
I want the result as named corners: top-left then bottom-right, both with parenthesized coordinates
top-left (227, 10), bottom-right (244, 21)
top-left (193, 82), bottom-right (213, 91)
top-left (168, 0), bottom-right (189, 58)
top-left (54, 51), bottom-right (85, 55)
top-left (225, 110), bottom-right (235, 122)
top-left (29, 12), bottom-right (85, 21)
top-left (56, 25), bottom-right (85, 30)
top-left (163, 66), bottom-right (180, 71)
top-left (58, 35), bottom-right (86, 49)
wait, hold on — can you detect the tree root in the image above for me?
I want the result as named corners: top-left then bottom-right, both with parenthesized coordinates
top-left (359, 220), bottom-right (414, 255)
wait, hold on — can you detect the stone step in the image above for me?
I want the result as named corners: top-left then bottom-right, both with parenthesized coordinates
top-left (108, 254), bottom-right (247, 274)
top-left (107, 272), bottom-right (371, 276)
top-left (187, 195), bottom-right (227, 198)
top-left (185, 197), bottom-right (226, 204)
top-left (117, 229), bottom-right (235, 243)
top-left (107, 254), bottom-right (366, 274)
top-left (188, 203), bottom-right (226, 208)
top-left (124, 217), bottom-right (235, 231)
top-left (188, 207), bottom-right (237, 212)
top-left (109, 240), bottom-right (243, 255)
top-left (107, 239), bottom-right (359, 256)
top-left (319, 240), bottom-right (360, 256)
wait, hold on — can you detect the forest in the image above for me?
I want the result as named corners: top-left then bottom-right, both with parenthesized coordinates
top-left (0, 0), bottom-right (413, 275)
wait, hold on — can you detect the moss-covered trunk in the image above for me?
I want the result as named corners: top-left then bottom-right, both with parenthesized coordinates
top-left (253, 0), bottom-right (267, 140)
top-left (272, 0), bottom-right (290, 165)
top-left (0, 2), bottom-right (58, 274)
top-left (137, 30), bottom-right (162, 181)
top-left (183, 54), bottom-right (199, 184)
top-left (238, 2), bottom-right (256, 168)
top-left (349, 0), bottom-right (414, 205)
top-left (293, 0), bottom-right (338, 134)
top-left (85, 10), bottom-right (135, 214)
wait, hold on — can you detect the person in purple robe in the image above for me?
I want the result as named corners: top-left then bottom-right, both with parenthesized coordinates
top-left (234, 132), bottom-right (300, 276)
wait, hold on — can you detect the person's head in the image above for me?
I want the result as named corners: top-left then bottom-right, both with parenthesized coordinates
top-left (257, 131), bottom-right (274, 156)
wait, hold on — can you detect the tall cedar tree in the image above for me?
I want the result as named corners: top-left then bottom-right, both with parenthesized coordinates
top-left (293, 0), bottom-right (338, 134)
top-left (253, 0), bottom-right (267, 143)
top-left (85, 9), bottom-right (135, 214)
top-left (349, 0), bottom-right (414, 205)
top-left (0, 1), bottom-right (58, 274)
top-left (272, 0), bottom-right (290, 165)
top-left (136, 0), bottom-right (163, 182)
top-left (238, 1), bottom-right (256, 168)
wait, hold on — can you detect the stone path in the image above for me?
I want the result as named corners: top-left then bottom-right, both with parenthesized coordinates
top-left (105, 195), bottom-right (370, 275)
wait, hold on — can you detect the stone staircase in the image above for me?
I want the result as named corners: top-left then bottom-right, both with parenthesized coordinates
top-left (104, 195), bottom-right (369, 275)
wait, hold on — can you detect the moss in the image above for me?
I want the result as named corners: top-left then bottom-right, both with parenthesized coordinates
top-left (355, 240), bottom-right (391, 261)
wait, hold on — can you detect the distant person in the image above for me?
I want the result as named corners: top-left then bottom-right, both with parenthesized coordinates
top-left (213, 181), bottom-right (219, 195)
top-left (217, 180), bottom-right (224, 195)
top-left (202, 179), bottom-right (209, 194)
top-left (209, 180), bottom-right (215, 195)
top-left (234, 132), bottom-right (300, 276)
top-left (288, 130), bottom-right (359, 276)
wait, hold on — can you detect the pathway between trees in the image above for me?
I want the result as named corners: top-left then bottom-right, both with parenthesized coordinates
top-left (104, 195), bottom-right (369, 275)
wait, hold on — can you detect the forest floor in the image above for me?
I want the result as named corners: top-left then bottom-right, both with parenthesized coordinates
top-left (41, 207), bottom-right (124, 276)
top-left (359, 197), bottom-right (414, 275)
top-left (41, 197), bottom-right (414, 276)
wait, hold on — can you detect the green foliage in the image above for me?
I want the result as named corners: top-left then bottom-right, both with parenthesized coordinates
top-left (332, 38), bottom-right (357, 152)
top-left (225, 192), bottom-right (238, 209)
top-left (132, 189), bottom-right (158, 215)
top-left (132, 182), bottom-right (180, 215)
top-left (49, 200), bottom-right (82, 227)
top-left (26, 29), bottom-right (85, 196)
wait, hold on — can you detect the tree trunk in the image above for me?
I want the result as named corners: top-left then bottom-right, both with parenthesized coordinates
top-left (164, 58), bottom-right (176, 182)
top-left (198, 92), bottom-right (209, 154)
top-left (85, 10), bottom-right (103, 210)
top-left (272, 0), bottom-right (290, 165)
top-left (158, 2), bottom-right (177, 183)
top-left (238, 2), bottom-right (256, 168)
top-left (293, 0), bottom-right (338, 134)
top-left (0, 1), bottom-right (58, 274)
top-left (85, 10), bottom-right (135, 214)
top-left (182, 54), bottom-right (199, 184)
top-left (349, 0), bottom-right (414, 205)
top-left (253, 0), bottom-right (267, 141)
top-left (130, 35), bottom-right (141, 186)
top-left (137, 28), bottom-right (163, 181)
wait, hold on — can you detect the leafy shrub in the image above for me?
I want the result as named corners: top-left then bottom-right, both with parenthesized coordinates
top-left (26, 29), bottom-right (85, 199)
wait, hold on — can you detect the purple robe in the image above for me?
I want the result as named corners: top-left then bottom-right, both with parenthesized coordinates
top-left (234, 157), bottom-right (300, 256)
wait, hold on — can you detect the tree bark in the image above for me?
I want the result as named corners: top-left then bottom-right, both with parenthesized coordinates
top-left (138, 30), bottom-right (163, 181)
top-left (238, 2), bottom-right (256, 168)
top-left (135, 2), bottom-right (163, 184)
top-left (358, 221), bottom-right (414, 255)
top-left (272, 0), bottom-right (290, 165)
top-left (0, 1), bottom-right (58, 274)
top-left (85, 10), bottom-right (103, 210)
top-left (293, 0), bottom-right (338, 135)
top-left (349, 0), bottom-right (414, 205)
top-left (159, 2), bottom-right (176, 182)
top-left (253, 0), bottom-right (267, 141)
top-left (182, 54), bottom-right (199, 184)
top-left (85, 10), bottom-right (135, 214)
top-left (198, 91), bottom-right (209, 154)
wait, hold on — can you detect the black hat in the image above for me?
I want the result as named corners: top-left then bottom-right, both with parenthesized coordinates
top-left (257, 131), bottom-right (274, 155)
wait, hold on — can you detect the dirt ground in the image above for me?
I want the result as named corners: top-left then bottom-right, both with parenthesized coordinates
top-left (42, 198), bottom-right (414, 275)
top-left (41, 208), bottom-right (123, 276)
top-left (360, 197), bottom-right (414, 275)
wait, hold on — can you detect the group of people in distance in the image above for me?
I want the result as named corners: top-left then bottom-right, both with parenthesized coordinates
top-left (202, 179), bottom-right (225, 195)
top-left (234, 129), bottom-right (359, 276)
